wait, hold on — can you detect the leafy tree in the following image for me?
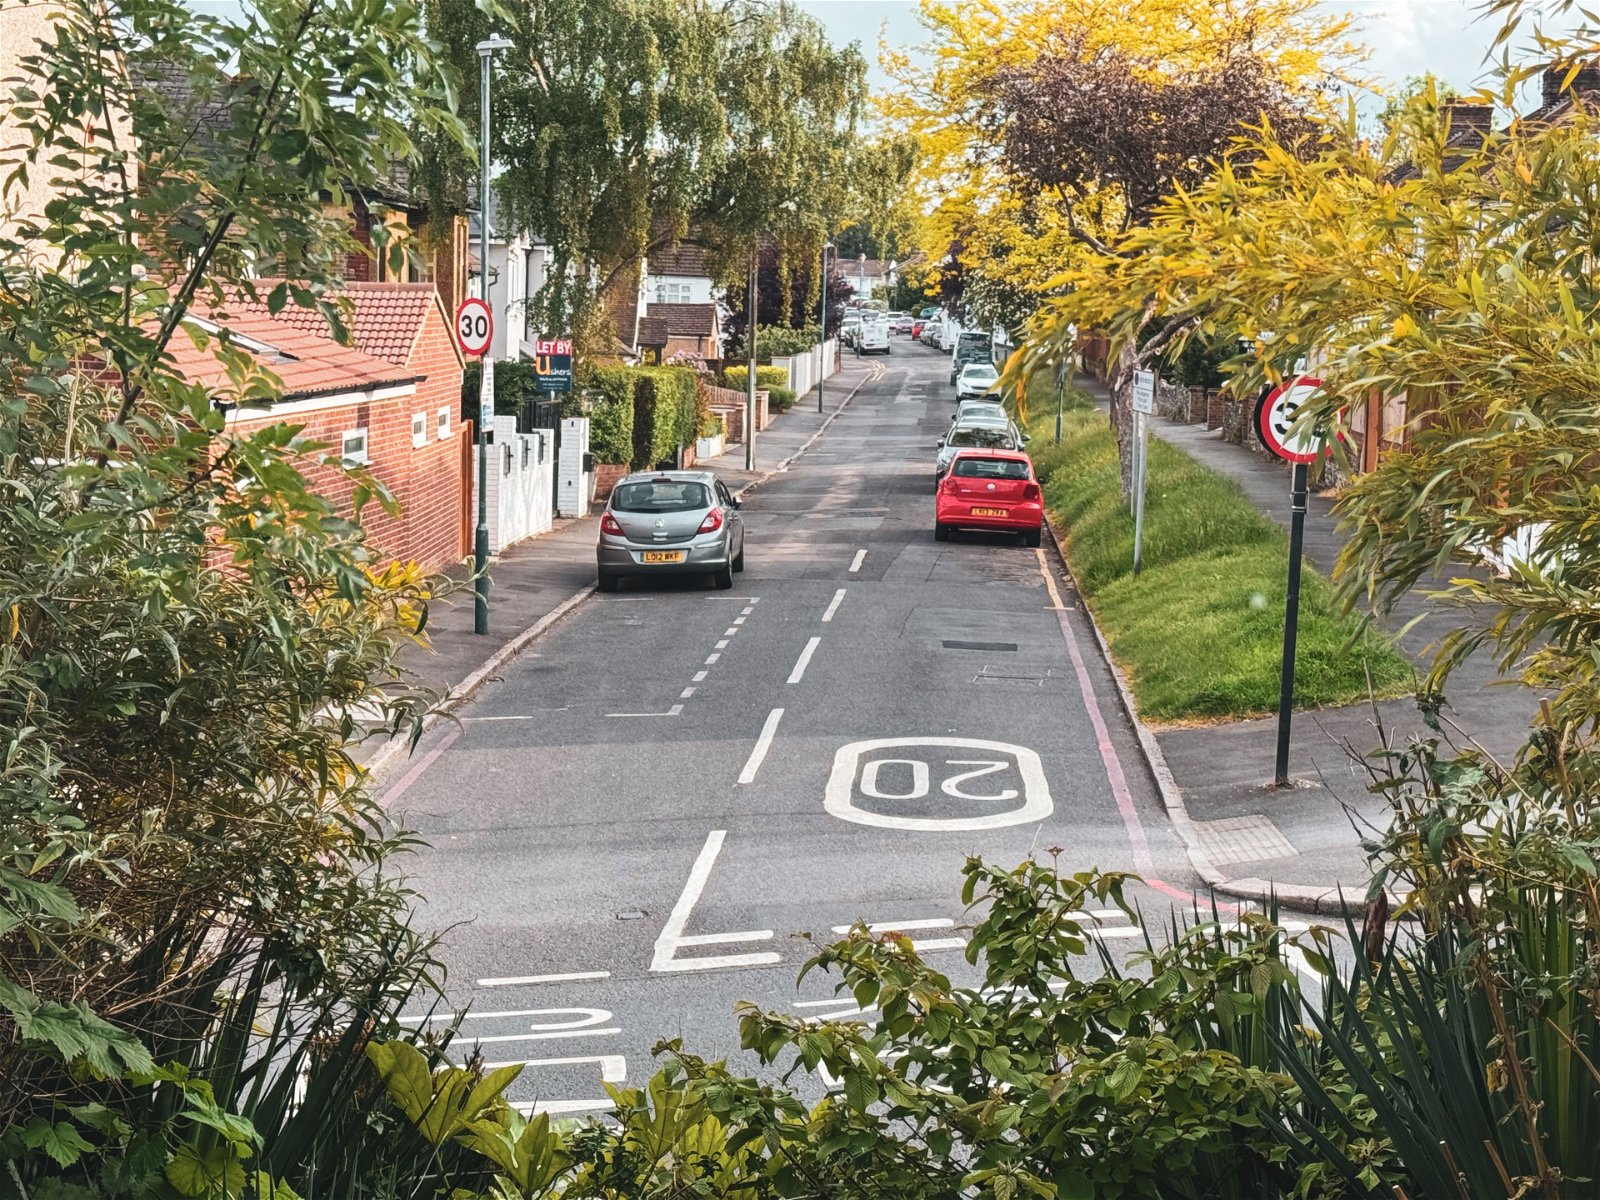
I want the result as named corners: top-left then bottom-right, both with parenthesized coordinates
top-left (0, 0), bottom-right (460, 1173)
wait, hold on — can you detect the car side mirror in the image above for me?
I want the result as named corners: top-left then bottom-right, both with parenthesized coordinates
top-left (729, 496), bottom-right (742, 509)
top-left (1023, 434), bottom-right (1033, 443)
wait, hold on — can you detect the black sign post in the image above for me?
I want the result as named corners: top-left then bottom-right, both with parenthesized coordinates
top-left (1254, 377), bottom-right (1326, 788)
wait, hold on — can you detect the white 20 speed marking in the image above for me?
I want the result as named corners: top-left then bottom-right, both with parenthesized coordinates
top-left (824, 738), bottom-right (1053, 831)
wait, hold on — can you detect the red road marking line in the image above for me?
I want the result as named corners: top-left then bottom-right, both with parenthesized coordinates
top-left (376, 727), bottom-right (462, 808)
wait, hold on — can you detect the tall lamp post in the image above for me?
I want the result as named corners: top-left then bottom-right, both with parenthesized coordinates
top-left (472, 32), bottom-right (513, 636)
top-left (744, 246), bottom-right (758, 471)
top-left (817, 240), bottom-right (832, 413)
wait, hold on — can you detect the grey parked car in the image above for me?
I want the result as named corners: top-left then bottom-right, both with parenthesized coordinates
top-left (597, 470), bottom-right (746, 591)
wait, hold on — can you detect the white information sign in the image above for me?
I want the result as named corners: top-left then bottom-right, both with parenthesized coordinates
top-left (1131, 369), bottom-right (1156, 415)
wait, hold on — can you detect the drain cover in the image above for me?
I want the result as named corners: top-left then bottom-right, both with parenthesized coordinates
top-left (942, 640), bottom-right (1018, 652)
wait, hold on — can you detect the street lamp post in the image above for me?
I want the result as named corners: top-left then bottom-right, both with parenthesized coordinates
top-left (744, 247), bottom-right (757, 471)
top-left (472, 32), bottom-right (513, 636)
top-left (817, 241), bottom-right (832, 413)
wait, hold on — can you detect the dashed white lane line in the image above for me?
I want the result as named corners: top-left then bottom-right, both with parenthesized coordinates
top-left (821, 588), bottom-right (847, 622)
top-left (705, 653), bottom-right (721, 664)
top-left (651, 830), bottom-right (779, 972)
top-left (476, 970), bottom-right (610, 988)
top-left (486, 1054), bottom-right (627, 1081)
top-left (680, 687), bottom-right (696, 699)
top-left (692, 670), bottom-right (708, 682)
top-left (787, 636), bottom-right (821, 684)
top-left (715, 639), bottom-right (729, 650)
top-left (513, 1099), bottom-right (615, 1116)
top-left (459, 1027), bottom-right (622, 1044)
top-left (849, 549), bottom-right (867, 573)
top-left (724, 626), bottom-right (739, 636)
top-left (831, 918), bottom-right (954, 934)
top-left (733, 616), bottom-right (746, 625)
top-left (738, 708), bottom-right (785, 785)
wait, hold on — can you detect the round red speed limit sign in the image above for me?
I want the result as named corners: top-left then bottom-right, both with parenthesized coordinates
top-left (1255, 376), bottom-right (1328, 463)
top-left (454, 297), bottom-right (492, 357)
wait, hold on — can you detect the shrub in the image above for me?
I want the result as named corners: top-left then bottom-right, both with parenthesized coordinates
top-left (631, 366), bottom-right (698, 468)
top-left (767, 385), bottom-right (797, 411)
top-left (722, 364), bottom-right (789, 392)
top-left (459, 359), bottom-right (545, 422)
top-left (575, 364), bottom-right (637, 466)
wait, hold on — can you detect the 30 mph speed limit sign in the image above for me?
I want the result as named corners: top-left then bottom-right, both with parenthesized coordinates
top-left (454, 297), bottom-right (492, 357)
top-left (1255, 376), bottom-right (1326, 464)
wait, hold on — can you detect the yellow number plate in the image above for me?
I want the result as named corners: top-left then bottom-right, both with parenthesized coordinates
top-left (642, 550), bottom-right (686, 563)
top-left (971, 507), bottom-right (1007, 517)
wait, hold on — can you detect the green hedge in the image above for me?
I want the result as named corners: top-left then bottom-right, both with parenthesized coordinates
top-left (577, 364), bottom-right (637, 466)
top-left (460, 359), bottom-right (546, 421)
top-left (767, 386), bottom-right (797, 412)
top-left (631, 366), bottom-right (698, 469)
top-left (722, 365), bottom-right (789, 392)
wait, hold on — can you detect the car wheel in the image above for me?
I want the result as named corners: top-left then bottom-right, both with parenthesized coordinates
top-left (712, 564), bottom-right (734, 589)
top-left (732, 543), bottom-right (745, 572)
top-left (934, 523), bottom-right (951, 542)
top-left (597, 570), bottom-right (619, 593)
top-left (1024, 525), bottom-right (1042, 548)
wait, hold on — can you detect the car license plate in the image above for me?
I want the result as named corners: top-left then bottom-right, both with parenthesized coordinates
top-left (642, 550), bottom-right (685, 564)
top-left (972, 506), bottom-right (1007, 517)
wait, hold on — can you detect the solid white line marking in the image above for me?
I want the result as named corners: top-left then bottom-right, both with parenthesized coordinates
top-left (705, 653), bottom-right (720, 664)
top-left (484, 1054), bottom-right (627, 1082)
top-left (787, 636), bottom-right (821, 684)
top-left (512, 1099), bottom-right (615, 1116)
top-left (607, 705), bottom-right (683, 718)
top-left (651, 830), bottom-right (781, 973)
top-left (849, 549), bottom-right (867, 573)
top-left (738, 708), bottom-right (785, 784)
top-left (680, 687), bottom-right (696, 699)
top-left (454, 1028), bottom-right (621, 1044)
top-left (821, 588), bottom-right (847, 622)
top-left (476, 969), bottom-right (611, 989)
top-left (677, 930), bottom-right (772, 946)
top-left (911, 937), bottom-right (967, 952)
top-left (830, 918), bottom-right (954, 934)
top-left (794, 998), bottom-right (877, 1010)
top-left (692, 670), bottom-right (708, 682)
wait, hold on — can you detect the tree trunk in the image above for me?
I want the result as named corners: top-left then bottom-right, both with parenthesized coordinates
top-left (1110, 335), bottom-right (1138, 503)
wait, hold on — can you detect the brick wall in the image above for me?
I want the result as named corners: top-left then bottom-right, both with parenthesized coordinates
top-left (594, 463), bottom-right (630, 503)
top-left (229, 385), bottom-right (465, 572)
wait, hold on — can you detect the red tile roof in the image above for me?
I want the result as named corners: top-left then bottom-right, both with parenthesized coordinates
top-left (166, 307), bottom-right (418, 403)
top-left (646, 302), bottom-right (718, 337)
top-left (648, 241), bottom-right (710, 278)
top-left (237, 280), bottom-right (441, 367)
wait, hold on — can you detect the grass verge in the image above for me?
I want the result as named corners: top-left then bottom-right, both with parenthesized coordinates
top-left (1029, 399), bottom-right (1413, 723)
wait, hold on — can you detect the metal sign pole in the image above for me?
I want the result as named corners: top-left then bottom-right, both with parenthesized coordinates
top-left (1274, 460), bottom-right (1310, 786)
top-left (1054, 360), bottom-right (1065, 444)
top-left (745, 248), bottom-right (757, 472)
top-left (817, 241), bottom-right (830, 414)
top-left (1132, 411), bottom-right (1147, 576)
top-left (473, 45), bottom-right (495, 635)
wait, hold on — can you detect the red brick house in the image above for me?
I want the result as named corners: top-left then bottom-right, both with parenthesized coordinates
top-left (178, 282), bottom-right (470, 570)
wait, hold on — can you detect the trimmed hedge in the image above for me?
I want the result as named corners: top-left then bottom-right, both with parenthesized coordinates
top-left (723, 365), bottom-right (789, 392)
top-left (631, 366), bottom-right (697, 469)
top-left (767, 386), bottom-right (797, 412)
top-left (578, 364), bottom-right (637, 466)
top-left (460, 359), bottom-right (546, 421)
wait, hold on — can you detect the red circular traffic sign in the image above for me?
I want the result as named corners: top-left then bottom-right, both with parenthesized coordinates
top-left (454, 297), bottom-right (493, 357)
top-left (1255, 376), bottom-right (1328, 464)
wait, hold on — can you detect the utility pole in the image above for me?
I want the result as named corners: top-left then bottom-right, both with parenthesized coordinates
top-left (745, 246), bottom-right (757, 471)
top-left (817, 240), bottom-right (832, 413)
top-left (472, 32), bottom-right (512, 636)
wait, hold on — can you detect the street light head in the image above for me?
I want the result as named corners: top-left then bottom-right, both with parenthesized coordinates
top-left (476, 33), bottom-right (514, 55)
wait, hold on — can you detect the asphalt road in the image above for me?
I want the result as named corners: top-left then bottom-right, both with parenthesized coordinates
top-left (382, 339), bottom-right (1214, 1116)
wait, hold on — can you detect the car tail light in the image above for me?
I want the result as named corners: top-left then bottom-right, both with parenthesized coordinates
top-left (698, 507), bottom-right (724, 533)
top-left (938, 476), bottom-right (958, 495)
top-left (1023, 483), bottom-right (1041, 501)
top-left (600, 511), bottom-right (624, 536)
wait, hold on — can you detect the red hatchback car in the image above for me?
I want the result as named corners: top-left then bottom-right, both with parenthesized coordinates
top-left (911, 319), bottom-right (925, 339)
top-left (934, 449), bottom-right (1044, 547)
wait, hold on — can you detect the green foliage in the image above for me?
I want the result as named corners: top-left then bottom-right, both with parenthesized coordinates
top-left (766, 386), bottom-right (797, 412)
top-left (631, 367), bottom-right (698, 468)
top-left (754, 324), bottom-right (820, 359)
top-left (721, 365), bottom-right (789, 393)
top-left (1029, 406), bottom-right (1410, 719)
top-left (574, 364), bottom-right (637, 466)
top-left (459, 359), bottom-right (548, 422)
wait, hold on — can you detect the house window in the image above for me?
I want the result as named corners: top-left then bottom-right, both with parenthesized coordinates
top-left (437, 407), bottom-right (452, 439)
top-left (655, 280), bottom-right (691, 304)
top-left (412, 412), bottom-right (427, 448)
top-left (341, 427), bottom-right (370, 465)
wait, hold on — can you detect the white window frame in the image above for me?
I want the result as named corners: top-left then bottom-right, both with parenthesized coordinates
top-left (411, 412), bottom-right (427, 448)
top-left (437, 407), bottom-right (452, 439)
top-left (341, 427), bottom-right (370, 466)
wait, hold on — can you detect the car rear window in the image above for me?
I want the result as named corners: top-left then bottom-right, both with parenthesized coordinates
top-left (954, 457), bottom-right (1030, 480)
top-left (947, 426), bottom-right (1017, 449)
top-left (611, 480), bottom-right (711, 513)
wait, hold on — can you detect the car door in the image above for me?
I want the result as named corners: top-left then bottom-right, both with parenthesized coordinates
top-left (717, 481), bottom-right (744, 554)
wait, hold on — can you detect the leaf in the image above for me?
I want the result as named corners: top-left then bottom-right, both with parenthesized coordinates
top-left (842, 1070), bottom-right (877, 1112)
top-left (1104, 1058), bottom-right (1142, 1102)
top-left (22, 1119), bottom-right (93, 1168)
top-left (165, 1143), bottom-right (245, 1198)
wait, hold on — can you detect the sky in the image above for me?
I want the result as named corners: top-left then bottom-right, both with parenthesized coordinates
top-left (792, 0), bottom-right (1573, 108)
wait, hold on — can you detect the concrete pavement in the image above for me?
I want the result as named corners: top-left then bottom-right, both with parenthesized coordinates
top-left (371, 340), bottom-right (1237, 1118)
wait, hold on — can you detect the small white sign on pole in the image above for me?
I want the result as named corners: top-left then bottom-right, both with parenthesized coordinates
top-left (1132, 369), bottom-right (1156, 415)
top-left (479, 356), bottom-right (495, 430)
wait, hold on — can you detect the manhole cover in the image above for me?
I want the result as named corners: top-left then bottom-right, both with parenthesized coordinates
top-left (942, 640), bottom-right (1018, 651)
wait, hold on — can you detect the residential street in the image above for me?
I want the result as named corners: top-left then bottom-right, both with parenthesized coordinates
top-left (380, 339), bottom-right (1204, 1115)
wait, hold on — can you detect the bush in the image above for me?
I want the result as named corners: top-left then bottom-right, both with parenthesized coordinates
top-left (631, 366), bottom-right (698, 469)
top-left (722, 364), bottom-right (789, 392)
top-left (460, 358), bottom-right (546, 422)
top-left (767, 385), bottom-right (797, 411)
top-left (576, 364), bottom-right (637, 466)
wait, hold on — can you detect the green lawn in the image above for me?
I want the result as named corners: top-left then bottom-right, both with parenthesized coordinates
top-left (1028, 401), bottom-right (1413, 722)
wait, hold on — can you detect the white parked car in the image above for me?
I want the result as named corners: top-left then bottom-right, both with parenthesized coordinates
top-left (955, 363), bottom-right (1000, 402)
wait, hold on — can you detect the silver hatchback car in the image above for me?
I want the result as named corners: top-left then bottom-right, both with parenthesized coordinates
top-left (597, 470), bottom-right (746, 592)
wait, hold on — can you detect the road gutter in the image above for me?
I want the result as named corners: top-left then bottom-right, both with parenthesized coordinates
top-left (1040, 514), bottom-right (1374, 918)
top-left (364, 363), bottom-right (874, 788)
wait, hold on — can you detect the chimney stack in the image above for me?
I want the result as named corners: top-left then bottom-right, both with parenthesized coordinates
top-left (1542, 60), bottom-right (1600, 109)
top-left (1441, 100), bottom-right (1493, 140)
